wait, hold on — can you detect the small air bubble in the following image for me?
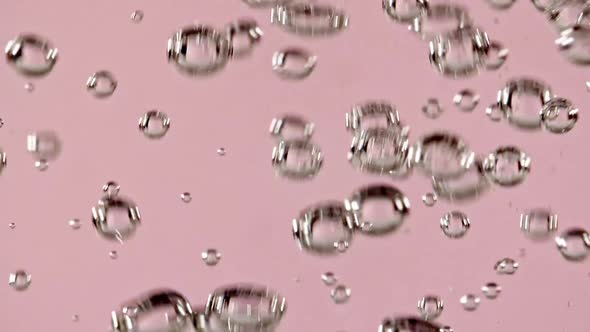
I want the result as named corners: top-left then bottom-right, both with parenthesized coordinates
top-left (8, 270), bottom-right (31, 291)
top-left (8, 222), bottom-right (15, 229)
top-left (201, 249), bottom-right (222, 266)
top-left (330, 285), bottom-right (351, 304)
top-left (24, 82), bottom-right (34, 92)
top-left (131, 10), bottom-right (144, 23)
top-left (109, 250), bottom-right (118, 259)
top-left (34, 160), bottom-right (49, 171)
top-left (180, 192), bottom-right (192, 203)
top-left (217, 148), bottom-right (226, 156)
top-left (321, 272), bottom-right (337, 286)
top-left (68, 219), bottom-right (81, 230)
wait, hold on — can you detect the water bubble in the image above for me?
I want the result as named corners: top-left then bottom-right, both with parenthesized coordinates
top-left (321, 272), bottom-right (337, 286)
top-left (440, 211), bottom-right (470, 239)
top-left (540, 97), bottom-right (578, 134)
top-left (180, 192), bottom-right (192, 203)
top-left (520, 208), bottom-right (558, 240)
top-left (422, 193), bottom-right (437, 207)
top-left (483, 41), bottom-right (509, 70)
top-left (485, 104), bottom-right (503, 122)
top-left (330, 285), bottom-right (351, 304)
top-left (138, 110), bottom-right (170, 139)
top-left (86, 71), bottom-right (117, 98)
top-left (131, 10), bottom-right (144, 23)
top-left (8, 270), bottom-right (31, 291)
top-left (453, 89), bottom-right (480, 111)
top-left (334, 240), bottom-right (349, 252)
top-left (459, 294), bottom-right (480, 311)
top-left (201, 249), bottom-right (222, 266)
top-left (440, 326), bottom-right (454, 332)
top-left (555, 228), bottom-right (590, 261)
top-left (0, 119), bottom-right (3, 128)
top-left (102, 181), bottom-right (120, 198)
top-left (422, 98), bottom-right (443, 119)
top-left (109, 250), bottom-right (118, 259)
top-left (481, 282), bottom-right (501, 299)
top-left (494, 257), bottom-right (519, 274)
top-left (5, 34), bottom-right (58, 76)
top-left (27, 131), bottom-right (62, 161)
top-left (8, 222), bottom-right (15, 229)
top-left (217, 148), bottom-right (226, 156)
top-left (72, 314), bottom-right (79, 322)
top-left (34, 159), bottom-right (49, 171)
top-left (24, 82), bottom-right (34, 92)
top-left (68, 219), bottom-right (81, 230)
top-left (483, 146), bottom-right (531, 187)
top-left (417, 295), bottom-right (444, 320)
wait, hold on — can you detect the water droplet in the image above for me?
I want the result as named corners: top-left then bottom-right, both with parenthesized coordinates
top-left (8, 270), bottom-right (31, 291)
top-left (321, 272), bottom-right (337, 286)
top-left (8, 222), bottom-right (15, 229)
top-left (138, 110), bottom-right (170, 139)
top-left (217, 148), bottom-right (226, 156)
top-left (440, 211), bottom-right (470, 239)
top-left (334, 240), bottom-right (349, 252)
top-left (483, 146), bottom-right (531, 187)
top-left (494, 257), bottom-right (519, 274)
top-left (24, 82), bottom-right (34, 92)
top-left (109, 250), bottom-right (118, 259)
top-left (27, 131), bottom-right (62, 161)
top-left (201, 249), bottom-right (222, 266)
top-left (180, 192), bottom-right (192, 203)
top-left (555, 228), bottom-right (590, 261)
top-left (68, 219), bottom-right (81, 230)
top-left (481, 282), bottom-right (501, 299)
top-left (485, 104), bottom-right (503, 122)
top-left (34, 159), bottom-right (49, 171)
top-left (453, 89), bottom-right (480, 111)
top-left (102, 181), bottom-right (120, 198)
top-left (330, 285), bottom-right (351, 304)
top-left (72, 314), bottom-right (79, 322)
top-left (131, 10), bottom-right (144, 23)
top-left (459, 294), bottom-right (480, 311)
top-left (422, 98), bottom-right (443, 119)
top-left (422, 193), bottom-right (437, 207)
top-left (86, 71), bottom-right (117, 98)
top-left (520, 209), bottom-right (558, 240)
top-left (417, 295), bottom-right (444, 320)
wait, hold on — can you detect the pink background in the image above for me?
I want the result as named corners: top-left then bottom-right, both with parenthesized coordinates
top-left (1, 0), bottom-right (589, 331)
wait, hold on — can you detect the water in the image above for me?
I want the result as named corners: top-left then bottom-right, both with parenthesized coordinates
top-left (131, 10), bottom-right (144, 23)
top-left (453, 89), bottom-right (480, 111)
top-left (68, 219), bottom-right (81, 230)
top-left (417, 295), bottom-right (444, 320)
top-left (180, 192), bottom-right (192, 203)
top-left (555, 228), bottom-right (590, 261)
top-left (459, 294), bottom-right (480, 311)
top-left (321, 272), bottom-right (337, 286)
top-left (422, 193), bottom-right (437, 207)
top-left (34, 159), bottom-right (49, 171)
top-left (440, 211), bottom-right (470, 239)
top-left (485, 104), bottom-right (504, 122)
top-left (494, 257), bottom-right (519, 274)
top-left (422, 98), bottom-right (443, 119)
top-left (217, 148), bottom-right (226, 156)
top-left (201, 249), bottom-right (222, 266)
top-left (481, 282), bottom-right (501, 299)
top-left (8, 270), bottom-right (31, 291)
top-left (109, 250), bottom-right (118, 259)
top-left (330, 285), bottom-right (351, 304)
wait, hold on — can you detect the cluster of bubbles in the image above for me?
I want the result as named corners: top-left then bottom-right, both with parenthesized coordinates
top-left (486, 77), bottom-right (579, 133)
top-left (321, 272), bottom-right (352, 304)
top-left (382, 0), bottom-right (509, 78)
top-left (110, 286), bottom-right (286, 332)
top-left (292, 183), bottom-right (410, 255)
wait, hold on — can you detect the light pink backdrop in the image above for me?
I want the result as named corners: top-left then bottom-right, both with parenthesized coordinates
top-left (1, 0), bottom-right (589, 331)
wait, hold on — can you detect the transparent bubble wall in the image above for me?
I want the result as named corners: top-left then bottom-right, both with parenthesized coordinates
top-left (0, 0), bottom-right (589, 332)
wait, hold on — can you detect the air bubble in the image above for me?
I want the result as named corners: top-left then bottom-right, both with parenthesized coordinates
top-left (0, 119), bottom-right (3, 128)
top-left (131, 10), bottom-right (144, 23)
top-left (180, 192), bottom-right (192, 203)
top-left (321, 272), bottom-right (337, 286)
top-left (72, 314), bottom-right (79, 322)
top-left (440, 211), bottom-right (470, 239)
top-left (109, 250), bottom-right (118, 259)
top-left (422, 193), bottom-right (437, 207)
top-left (481, 282), bottom-right (501, 299)
top-left (459, 294), bottom-right (480, 311)
top-left (139, 110), bottom-right (170, 139)
top-left (485, 104), bottom-right (503, 122)
top-left (555, 228), bottom-right (590, 261)
top-left (102, 181), bottom-right (120, 198)
top-left (8, 222), bottom-right (15, 229)
top-left (330, 285), bottom-right (351, 304)
top-left (422, 98), bottom-right (443, 119)
top-left (453, 89), bottom-right (480, 111)
top-left (494, 257), bottom-right (519, 274)
top-left (68, 219), bottom-right (81, 230)
top-left (417, 295), bottom-right (444, 320)
top-left (334, 240), bottom-right (349, 252)
top-left (24, 82), bottom-right (34, 92)
top-left (86, 71), bottom-right (117, 98)
top-left (520, 208), bottom-right (558, 240)
top-left (34, 159), bottom-right (49, 171)
top-left (8, 270), bottom-right (31, 291)
top-left (217, 148), bottom-right (226, 156)
top-left (201, 249), bottom-right (222, 266)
